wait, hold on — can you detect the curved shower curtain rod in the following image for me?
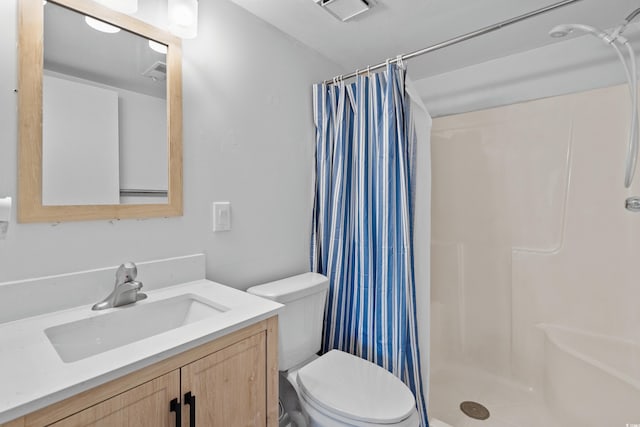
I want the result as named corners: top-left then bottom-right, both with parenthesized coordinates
top-left (324, 0), bottom-right (584, 85)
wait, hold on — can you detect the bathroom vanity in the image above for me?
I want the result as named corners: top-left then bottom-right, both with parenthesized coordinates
top-left (1, 318), bottom-right (278, 427)
top-left (0, 258), bottom-right (282, 427)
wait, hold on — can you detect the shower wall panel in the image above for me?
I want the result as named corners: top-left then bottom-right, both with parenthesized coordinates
top-left (430, 84), bottom-right (640, 385)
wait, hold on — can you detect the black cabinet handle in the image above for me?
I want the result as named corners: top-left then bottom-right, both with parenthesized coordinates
top-left (184, 392), bottom-right (196, 427)
top-left (169, 398), bottom-right (181, 427)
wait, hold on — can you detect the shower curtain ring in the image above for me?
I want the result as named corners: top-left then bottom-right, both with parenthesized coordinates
top-left (367, 65), bottom-right (371, 76)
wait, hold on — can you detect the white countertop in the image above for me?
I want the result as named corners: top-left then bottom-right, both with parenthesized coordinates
top-left (0, 279), bottom-right (282, 423)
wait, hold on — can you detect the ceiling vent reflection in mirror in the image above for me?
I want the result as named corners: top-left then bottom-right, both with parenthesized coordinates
top-left (143, 61), bottom-right (167, 81)
top-left (315, 0), bottom-right (372, 22)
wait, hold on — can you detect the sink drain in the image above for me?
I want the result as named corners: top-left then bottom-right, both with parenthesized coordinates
top-left (460, 401), bottom-right (490, 420)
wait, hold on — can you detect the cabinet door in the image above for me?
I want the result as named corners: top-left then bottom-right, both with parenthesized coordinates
top-left (181, 332), bottom-right (267, 427)
top-left (48, 370), bottom-right (180, 427)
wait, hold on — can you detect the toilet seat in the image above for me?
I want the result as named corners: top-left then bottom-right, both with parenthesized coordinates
top-left (296, 350), bottom-right (417, 425)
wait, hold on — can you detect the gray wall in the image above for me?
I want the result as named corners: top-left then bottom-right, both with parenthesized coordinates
top-left (0, 0), bottom-right (340, 287)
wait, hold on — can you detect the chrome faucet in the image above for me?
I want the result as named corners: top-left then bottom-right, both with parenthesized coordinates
top-left (92, 262), bottom-right (147, 310)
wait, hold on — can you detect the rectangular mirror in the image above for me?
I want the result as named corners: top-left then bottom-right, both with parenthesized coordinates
top-left (18, 0), bottom-right (183, 222)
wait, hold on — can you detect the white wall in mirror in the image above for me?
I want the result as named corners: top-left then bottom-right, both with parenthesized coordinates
top-left (42, 74), bottom-right (120, 206)
top-left (42, 70), bottom-right (168, 205)
top-left (118, 89), bottom-right (168, 204)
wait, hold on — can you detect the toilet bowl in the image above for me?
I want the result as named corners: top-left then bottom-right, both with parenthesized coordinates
top-left (248, 273), bottom-right (420, 427)
top-left (293, 350), bottom-right (419, 426)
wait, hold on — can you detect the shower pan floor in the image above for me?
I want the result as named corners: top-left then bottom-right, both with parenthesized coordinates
top-left (429, 363), bottom-right (561, 427)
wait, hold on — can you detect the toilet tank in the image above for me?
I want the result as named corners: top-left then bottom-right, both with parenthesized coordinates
top-left (247, 273), bottom-right (329, 371)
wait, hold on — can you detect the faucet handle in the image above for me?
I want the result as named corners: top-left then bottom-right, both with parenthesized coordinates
top-left (115, 262), bottom-right (138, 287)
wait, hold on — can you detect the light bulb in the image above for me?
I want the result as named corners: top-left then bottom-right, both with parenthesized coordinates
top-left (148, 40), bottom-right (168, 55)
top-left (85, 16), bottom-right (121, 33)
top-left (169, 0), bottom-right (198, 39)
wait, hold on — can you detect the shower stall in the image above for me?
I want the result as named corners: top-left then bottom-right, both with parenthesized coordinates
top-left (425, 5), bottom-right (640, 426)
top-left (428, 63), bottom-right (640, 427)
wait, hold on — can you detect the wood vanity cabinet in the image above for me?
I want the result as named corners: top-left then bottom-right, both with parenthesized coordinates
top-left (181, 332), bottom-right (267, 426)
top-left (1, 317), bottom-right (278, 427)
top-left (49, 372), bottom-right (180, 427)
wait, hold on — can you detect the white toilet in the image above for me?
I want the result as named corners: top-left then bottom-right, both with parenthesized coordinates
top-left (248, 272), bottom-right (420, 427)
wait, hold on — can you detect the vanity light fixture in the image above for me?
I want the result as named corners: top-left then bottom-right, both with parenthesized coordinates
top-left (148, 40), bottom-right (168, 54)
top-left (168, 0), bottom-right (198, 39)
top-left (85, 16), bottom-right (121, 33)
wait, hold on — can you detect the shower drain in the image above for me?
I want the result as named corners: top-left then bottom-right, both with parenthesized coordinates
top-left (460, 401), bottom-right (490, 420)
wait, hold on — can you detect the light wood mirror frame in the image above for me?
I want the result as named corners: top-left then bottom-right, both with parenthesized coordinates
top-left (18, 0), bottom-right (183, 223)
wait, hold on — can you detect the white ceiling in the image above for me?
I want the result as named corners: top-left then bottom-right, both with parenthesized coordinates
top-left (228, 0), bottom-right (640, 81)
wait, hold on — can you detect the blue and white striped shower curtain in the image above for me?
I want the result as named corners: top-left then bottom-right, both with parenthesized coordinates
top-left (311, 63), bottom-right (429, 426)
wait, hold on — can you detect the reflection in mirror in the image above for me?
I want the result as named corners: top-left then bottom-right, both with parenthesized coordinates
top-left (43, 2), bottom-right (168, 205)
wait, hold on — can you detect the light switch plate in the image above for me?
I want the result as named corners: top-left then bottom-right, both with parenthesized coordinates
top-left (212, 202), bottom-right (231, 232)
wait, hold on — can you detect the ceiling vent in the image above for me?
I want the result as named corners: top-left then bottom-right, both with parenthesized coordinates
top-left (315, 0), bottom-right (371, 22)
top-left (142, 61), bottom-right (167, 82)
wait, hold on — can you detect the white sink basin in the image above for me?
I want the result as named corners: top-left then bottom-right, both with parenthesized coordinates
top-left (45, 294), bottom-right (228, 363)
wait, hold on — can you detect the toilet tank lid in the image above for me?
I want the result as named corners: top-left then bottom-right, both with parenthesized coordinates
top-left (247, 272), bottom-right (329, 303)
